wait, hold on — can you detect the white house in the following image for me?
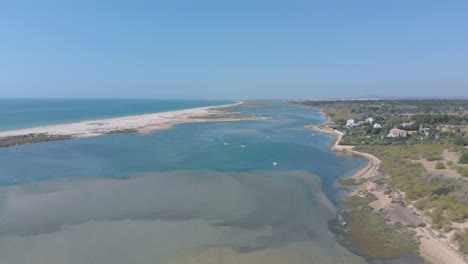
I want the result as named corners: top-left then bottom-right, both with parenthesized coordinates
top-left (365, 117), bottom-right (374, 124)
top-left (346, 119), bottom-right (356, 128)
top-left (373, 123), bottom-right (382, 129)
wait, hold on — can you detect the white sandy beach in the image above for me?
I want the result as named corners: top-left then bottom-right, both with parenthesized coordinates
top-left (0, 102), bottom-right (254, 139)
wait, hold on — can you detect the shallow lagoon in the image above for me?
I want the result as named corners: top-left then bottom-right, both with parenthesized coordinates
top-left (0, 102), bottom-right (379, 263)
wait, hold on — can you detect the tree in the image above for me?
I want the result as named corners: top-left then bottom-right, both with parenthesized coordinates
top-left (454, 137), bottom-right (466, 146)
top-left (364, 125), bottom-right (373, 134)
top-left (372, 128), bottom-right (382, 134)
top-left (384, 116), bottom-right (401, 131)
top-left (336, 119), bottom-right (346, 127)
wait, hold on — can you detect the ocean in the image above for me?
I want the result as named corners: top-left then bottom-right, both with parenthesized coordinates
top-left (0, 101), bottom-right (417, 264)
top-left (0, 99), bottom-right (233, 131)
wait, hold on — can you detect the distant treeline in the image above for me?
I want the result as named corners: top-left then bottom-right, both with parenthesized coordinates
top-left (288, 99), bottom-right (468, 116)
top-left (411, 113), bottom-right (468, 126)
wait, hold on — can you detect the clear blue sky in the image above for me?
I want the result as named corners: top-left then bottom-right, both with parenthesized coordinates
top-left (1, 1), bottom-right (467, 99)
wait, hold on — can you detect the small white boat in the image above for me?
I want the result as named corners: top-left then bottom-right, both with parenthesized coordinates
top-left (240, 145), bottom-right (246, 148)
top-left (273, 162), bottom-right (278, 166)
top-left (223, 142), bottom-right (230, 146)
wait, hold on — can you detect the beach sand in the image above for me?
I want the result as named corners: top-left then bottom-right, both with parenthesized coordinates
top-left (417, 227), bottom-right (467, 264)
top-left (307, 123), bottom-right (467, 264)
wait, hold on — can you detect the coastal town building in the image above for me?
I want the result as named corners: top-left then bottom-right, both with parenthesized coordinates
top-left (419, 125), bottom-right (430, 136)
top-left (373, 123), bottom-right (382, 129)
top-left (387, 128), bottom-right (408, 138)
top-left (365, 117), bottom-right (374, 124)
top-left (346, 119), bottom-right (356, 128)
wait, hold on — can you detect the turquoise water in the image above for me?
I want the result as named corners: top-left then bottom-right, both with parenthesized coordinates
top-left (0, 99), bottom-right (233, 131)
top-left (0, 101), bottom-right (420, 264)
top-left (0, 102), bottom-right (364, 200)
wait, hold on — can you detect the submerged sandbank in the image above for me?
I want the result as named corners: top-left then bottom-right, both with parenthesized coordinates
top-left (0, 170), bottom-right (366, 264)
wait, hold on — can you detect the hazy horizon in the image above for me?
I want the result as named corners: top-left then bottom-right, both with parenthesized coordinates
top-left (1, 1), bottom-right (468, 99)
top-left (2, 96), bottom-right (468, 100)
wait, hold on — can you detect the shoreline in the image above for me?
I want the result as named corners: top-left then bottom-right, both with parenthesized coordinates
top-left (0, 102), bottom-right (263, 147)
top-left (306, 125), bottom-right (381, 183)
top-left (307, 118), bottom-right (466, 263)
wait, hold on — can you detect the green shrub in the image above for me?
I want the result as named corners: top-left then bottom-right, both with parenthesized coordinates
top-left (447, 144), bottom-right (461, 152)
top-left (429, 206), bottom-right (452, 229)
top-left (338, 178), bottom-right (367, 186)
top-left (460, 152), bottom-right (468, 164)
top-left (443, 224), bottom-right (454, 233)
top-left (341, 192), bottom-right (378, 208)
top-left (414, 197), bottom-right (430, 210)
top-left (426, 154), bottom-right (443, 161)
top-left (453, 229), bottom-right (468, 254)
top-left (435, 161), bottom-right (446, 169)
top-left (447, 160), bottom-right (454, 166)
top-left (458, 166), bottom-right (468, 177)
top-left (373, 178), bottom-right (387, 185)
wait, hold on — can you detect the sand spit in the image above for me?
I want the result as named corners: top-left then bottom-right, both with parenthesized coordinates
top-left (0, 102), bottom-right (263, 144)
top-left (307, 124), bottom-right (467, 264)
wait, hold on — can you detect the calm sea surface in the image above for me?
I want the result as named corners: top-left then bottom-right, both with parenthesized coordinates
top-left (0, 99), bottom-right (233, 131)
top-left (0, 101), bottom-right (420, 264)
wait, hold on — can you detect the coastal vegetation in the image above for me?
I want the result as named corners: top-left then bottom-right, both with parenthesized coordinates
top-left (340, 192), bottom-right (377, 207)
top-left (293, 99), bottom-right (468, 259)
top-left (435, 161), bottom-right (446, 169)
top-left (288, 99), bottom-right (468, 117)
top-left (0, 133), bottom-right (72, 148)
top-left (323, 108), bottom-right (362, 121)
top-left (460, 151), bottom-right (468, 164)
top-left (345, 205), bottom-right (419, 258)
top-left (103, 128), bottom-right (139, 134)
top-left (458, 167), bottom-right (468, 177)
top-left (454, 229), bottom-right (468, 254)
top-left (338, 177), bottom-right (367, 186)
top-left (340, 192), bottom-right (419, 258)
top-left (356, 144), bottom-right (468, 246)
